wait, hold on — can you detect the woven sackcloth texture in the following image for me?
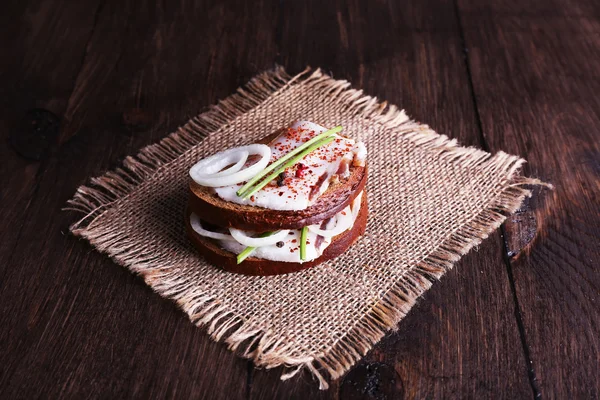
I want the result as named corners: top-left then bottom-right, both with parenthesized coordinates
top-left (67, 67), bottom-right (544, 389)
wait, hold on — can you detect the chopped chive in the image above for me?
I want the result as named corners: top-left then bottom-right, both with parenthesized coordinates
top-left (236, 247), bottom-right (255, 264)
top-left (236, 126), bottom-right (343, 197)
top-left (236, 231), bottom-right (274, 264)
top-left (300, 226), bottom-right (308, 260)
top-left (240, 135), bottom-right (336, 200)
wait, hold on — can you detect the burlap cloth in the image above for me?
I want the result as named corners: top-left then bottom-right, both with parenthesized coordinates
top-left (67, 67), bottom-right (544, 389)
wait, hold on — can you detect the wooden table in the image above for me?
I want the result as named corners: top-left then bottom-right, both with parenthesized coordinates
top-left (1, 1), bottom-right (598, 398)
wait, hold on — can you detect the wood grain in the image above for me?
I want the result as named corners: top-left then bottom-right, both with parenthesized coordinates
top-left (0, 0), bottom-right (103, 290)
top-left (1, 1), bottom-right (278, 398)
top-left (458, 0), bottom-right (600, 397)
top-left (1, 0), bottom-right (598, 398)
top-left (0, 4), bottom-right (104, 394)
top-left (250, 0), bottom-right (531, 398)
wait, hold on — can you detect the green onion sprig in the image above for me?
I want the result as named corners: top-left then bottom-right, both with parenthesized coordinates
top-left (236, 126), bottom-right (343, 199)
top-left (300, 226), bottom-right (308, 261)
top-left (236, 232), bottom-right (274, 264)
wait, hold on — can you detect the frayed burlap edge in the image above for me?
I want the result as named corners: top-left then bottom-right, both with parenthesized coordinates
top-left (66, 66), bottom-right (550, 390)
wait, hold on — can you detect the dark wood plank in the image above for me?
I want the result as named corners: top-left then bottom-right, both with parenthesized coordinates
top-left (0, 0), bottom-right (103, 284)
top-left (250, 0), bottom-right (532, 398)
top-left (0, 1), bottom-right (279, 398)
top-left (9, 0), bottom-right (594, 398)
top-left (0, 2), bottom-right (104, 391)
top-left (458, 0), bottom-right (600, 397)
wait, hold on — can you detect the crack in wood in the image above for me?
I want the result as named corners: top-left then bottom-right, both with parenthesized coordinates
top-left (452, 1), bottom-right (542, 398)
top-left (501, 226), bottom-right (543, 399)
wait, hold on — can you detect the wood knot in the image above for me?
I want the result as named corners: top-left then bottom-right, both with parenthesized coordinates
top-left (10, 108), bottom-right (60, 160)
top-left (340, 362), bottom-right (403, 399)
top-left (122, 108), bottom-right (152, 131)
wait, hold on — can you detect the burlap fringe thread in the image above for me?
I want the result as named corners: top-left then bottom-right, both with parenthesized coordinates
top-left (66, 67), bottom-right (549, 389)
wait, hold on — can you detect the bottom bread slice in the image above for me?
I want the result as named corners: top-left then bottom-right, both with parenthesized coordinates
top-left (185, 192), bottom-right (368, 276)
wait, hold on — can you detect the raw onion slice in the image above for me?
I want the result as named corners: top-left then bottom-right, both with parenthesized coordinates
top-left (229, 228), bottom-right (290, 247)
top-left (189, 213), bottom-right (236, 241)
top-left (307, 205), bottom-right (353, 238)
top-left (189, 144), bottom-right (271, 187)
top-left (210, 151), bottom-right (248, 177)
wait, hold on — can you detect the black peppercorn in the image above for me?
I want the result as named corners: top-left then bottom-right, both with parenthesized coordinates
top-left (276, 171), bottom-right (288, 187)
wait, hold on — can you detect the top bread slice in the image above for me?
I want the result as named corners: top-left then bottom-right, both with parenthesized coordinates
top-left (188, 130), bottom-right (368, 231)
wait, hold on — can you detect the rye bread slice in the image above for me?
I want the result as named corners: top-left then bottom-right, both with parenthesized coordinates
top-left (188, 164), bottom-right (366, 231)
top-left (185, 192), bottom-right (368, 276)
top-left (188, 128), bottom-right (367, 230)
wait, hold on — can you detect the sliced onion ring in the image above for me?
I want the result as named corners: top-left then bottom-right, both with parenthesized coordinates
top-left (229, 228), bottom-right (290, 247)
top-left (190, 213), bottom-right (236, 241)
top-left (190, 144), bottom-right (271, 187)
top-left (210, 151), bottom-right (248, 177)
top-left (307, 205), bottom-right (353, 238)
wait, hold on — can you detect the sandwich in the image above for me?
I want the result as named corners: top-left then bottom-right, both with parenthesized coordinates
top-left (185, 121), bottom-right (368, 276)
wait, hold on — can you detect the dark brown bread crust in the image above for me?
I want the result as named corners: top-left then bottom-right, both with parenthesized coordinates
top-left (185, 192), bottom-right (368, 276)
top-left (188, 165), bottom-right (367, 231)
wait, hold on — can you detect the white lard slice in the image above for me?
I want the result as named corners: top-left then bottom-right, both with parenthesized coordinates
top-left (214, 121), bottom-right (363, 211)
